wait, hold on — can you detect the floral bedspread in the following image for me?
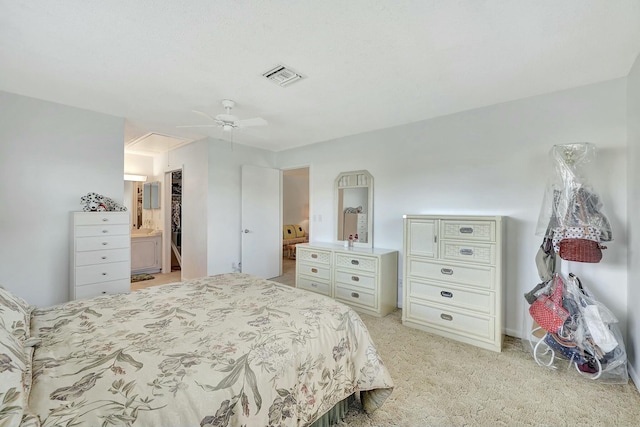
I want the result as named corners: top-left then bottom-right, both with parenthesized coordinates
top-left (28, 273), bottom-right (393, 426)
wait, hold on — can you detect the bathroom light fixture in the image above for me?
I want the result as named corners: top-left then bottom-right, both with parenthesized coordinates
top-left (124, 174), bottom-right (148, 182)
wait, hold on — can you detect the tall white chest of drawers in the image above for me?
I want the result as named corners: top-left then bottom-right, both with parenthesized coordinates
top-left (295, 242), bottom-right (398, 317)
top-left (402, 215), bottom-right (504, 352)
top-left (70, 212), bottom-right (131, 300)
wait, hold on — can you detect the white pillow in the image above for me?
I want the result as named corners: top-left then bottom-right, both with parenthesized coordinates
top-left (0, 286), bottom-right (31, 341)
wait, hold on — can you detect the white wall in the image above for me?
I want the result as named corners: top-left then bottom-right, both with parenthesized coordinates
top-left (206, 140), bottom-right (276, 275)
top-left (626, 53), bottom-right (640, 387)
top-left (276, 78), bottom-right (628, 340)
top-left (153, 139), bottom-right (210, 280)
top-left (0, 91), bottom-right (125, 306)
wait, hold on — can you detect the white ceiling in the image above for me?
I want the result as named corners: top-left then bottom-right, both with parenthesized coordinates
top-left (1, 1), bottom-right (639, 153)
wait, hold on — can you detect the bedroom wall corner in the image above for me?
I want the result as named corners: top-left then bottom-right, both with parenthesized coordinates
top-left (626, 52), bottom-right (640, 391)
top-left (0, 91), bottom-right (125, 307)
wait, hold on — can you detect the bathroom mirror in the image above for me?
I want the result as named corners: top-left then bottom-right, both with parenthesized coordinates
top-left (143, 181), bottom-right (160, 209)
top-left (335, 170), bottom-right (373, 248)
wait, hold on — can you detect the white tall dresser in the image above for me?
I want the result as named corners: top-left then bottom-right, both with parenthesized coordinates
top-left (70, 212), bottom-right (131, 300)
top-left (402, 215), bottom-right (505, 352)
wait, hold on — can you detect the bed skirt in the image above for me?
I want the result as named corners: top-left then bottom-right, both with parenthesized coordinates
top-left (310, 393), bottom-right (355, 426)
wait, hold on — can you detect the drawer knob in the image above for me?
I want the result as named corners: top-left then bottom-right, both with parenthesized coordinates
top-left (460, 248), bottom-right (474, 256)
top-left (102, 218), bottom-right (109, 222)
top-left (311, 254), bottom-right (318, 259)
top-left (441, 268), bottom-right (454, 275)
top-left (351, 259), bottom-right (359, 265)
top-left (311, 283), bottom-right (318, 288)
top-left (311, 268), bottom-right (318, 273)
top-left (101, 291), bottom-right (107, 294)
top-left (102, 242), bottom-right (108, 246)
top-left (102, 230), bottom-right (108, 233)
top-left (101, 273), bottom-right (107, 276)
top-left (440, 313), bottom-right (453, 321)
top-left (459, 227), bottom-right (473, 234)
top-left (440, 291), bottom-right (453, 298)
top-left (351, 275), bottom-right (360, 282)
top-left (101, 256), bottom-right (107, 260)
top-left (351, 292), bottom-right (360, 298)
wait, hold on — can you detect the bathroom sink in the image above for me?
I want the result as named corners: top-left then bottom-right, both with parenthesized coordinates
top-left (131, 228), bottom-right (162, 237)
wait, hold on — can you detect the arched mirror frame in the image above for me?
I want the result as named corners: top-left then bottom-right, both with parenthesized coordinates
top-left (335, 170), bottom-right (373, 248)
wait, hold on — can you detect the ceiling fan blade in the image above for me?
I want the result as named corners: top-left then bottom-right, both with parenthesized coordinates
top-left (192, 109), bottom-right (218, 122)
top-left (236, 117), bottom-right (268, 128)
top-left (176, 124), bottom-right (221, 128)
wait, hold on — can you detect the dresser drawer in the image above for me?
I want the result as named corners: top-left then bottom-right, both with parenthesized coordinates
top-left (76, 248), bottom-right (130, 266)
top-left (408, 259), bottom-right (495, 290)
top-left (297, 247), bottom-right (332, 265)
top-left (334, 270), bottom-right (375, 291)
top-left (297, 276), bottom-right (331, 296)
top-left (441, 220), bottom-right (495, 242)
top-left (76, 261), bottom-right (130, 286)
top-left (407, 300), bottom-right (495, 341)
top-left (440, 241), bottom-right (496, 265)
top-left (75, 279), bottom-right (130, 300)
top-left (73, 212), bottom-right (129, 226)
top-left (75, 224), bottom-right (130, 237)
top-left (298, 262), bottom-right (331, 280)
top-left (334, 253), bottom-right (377, 272)
top-left (76, 235), bottom-right (130, 252)
top-left (335, 285), bottom-right (376, 309)
top-left (407, 278), bottom-right (494, 315)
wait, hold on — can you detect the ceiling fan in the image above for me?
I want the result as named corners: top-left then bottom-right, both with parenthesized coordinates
top-left (177, 99), bottom-right (268, 132)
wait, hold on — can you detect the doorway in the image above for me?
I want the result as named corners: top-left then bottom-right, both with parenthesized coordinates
top-left (170, 170), bottom-right (182, 272)
top-left (280, 167), bottom-right (310, 284)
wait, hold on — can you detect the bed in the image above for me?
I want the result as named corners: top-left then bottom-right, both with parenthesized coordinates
top-left (0, 273), bottom-right (393, 427)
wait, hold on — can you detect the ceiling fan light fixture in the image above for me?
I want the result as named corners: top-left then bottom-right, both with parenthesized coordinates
top-left (222, 123), bottom-right (234, 132)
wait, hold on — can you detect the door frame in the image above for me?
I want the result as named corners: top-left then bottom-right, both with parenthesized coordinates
top-left (162, 167), bottom-right (183, 275)
top-left (280, 165), bottom-right (311, 272)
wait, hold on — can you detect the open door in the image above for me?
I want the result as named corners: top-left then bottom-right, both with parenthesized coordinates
top-left (241, 165), bottom-right (280, 278)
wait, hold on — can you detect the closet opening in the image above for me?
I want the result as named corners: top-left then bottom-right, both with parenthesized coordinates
top-left (170, 170), bottom-right (182, 272)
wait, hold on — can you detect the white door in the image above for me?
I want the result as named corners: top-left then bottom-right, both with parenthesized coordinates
top-left (241, 165), bottom-right (280, 278)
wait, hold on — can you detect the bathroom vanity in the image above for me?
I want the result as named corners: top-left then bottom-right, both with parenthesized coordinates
top-left (131, 229), bottom-right (162, 274)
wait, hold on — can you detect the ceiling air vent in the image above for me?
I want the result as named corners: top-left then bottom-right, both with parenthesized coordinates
top-left (262, 64), bottom-right (304, 87)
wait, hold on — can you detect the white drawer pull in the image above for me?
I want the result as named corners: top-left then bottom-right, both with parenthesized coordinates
top-left (311, 268), bottom-right (318, 273)
top-left (440, 313), bottom-right (453, 321)
top-left (311, 254), bottom-right (318, 259)
top-left (440, 291), bottom-right (453, 298)
top-left (102, 242), bottom-right (108, 246)
top-left (460, 248), bottom-right (474, 256)
top-left (351, 292), bottom-right (360, 298)
top-left (459, 227), bottom-right (473, 234)
top-left (351, 276), bottom-right (360, 282)
top-left (351, 259), bottom-right (359, 265)
top-left (102, 218), bottom-right (109, 222)
top-left (441, 268), bottom-right (454, 275)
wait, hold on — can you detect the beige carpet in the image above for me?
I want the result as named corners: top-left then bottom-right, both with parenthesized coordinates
top-left (338, 310), bottom-right (640, 426)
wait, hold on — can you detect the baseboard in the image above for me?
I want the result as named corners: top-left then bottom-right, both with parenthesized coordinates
top-left (629, 363), bottom-right (639, 392)
top-left (505, 327), bottom-right (522, 339)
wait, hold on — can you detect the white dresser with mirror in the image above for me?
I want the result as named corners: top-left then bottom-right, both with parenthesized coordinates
top-left (295, 170), bottom-right (399, 317)
top-left (296, 243), bottom-right (398, 317)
